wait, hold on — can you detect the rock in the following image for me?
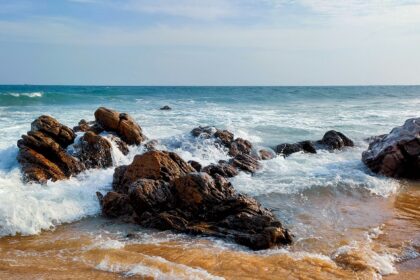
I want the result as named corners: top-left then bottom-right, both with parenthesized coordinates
top-left (76, 131), bottom-right (113, 169)
top-left (94, 107), bottom-right (146, 145)
top-left (188, 160), bottom-right (202, 172)
top-left (318, 130), bottom-right (354, 150)
top-left (112, 150), bottom-right (195, 193)
top-left (230, 153), bottom-right (261, 173)
top-left (259, 149), bottom-right (276, 160)
top-left (101, 151), bottom-right (292, 250)
top-left (229, 138), bottom-right (253, 157)
top-left (17, 117), bottom-right (85, 183)
top-left (214, 130), bottom-right (234, 146)
top-left (73, 119), bottom-right (104, 134)
top-left (362, 118), bottom-right (420, 179)
top-left (109, 134), bottom-right (130, 155)
top-left (276, 140), bottom-right (317, 157)
top-left (144, 139), bottom-right (158, 151)
top-left (191, 126), bottom-right (217, 138)
top-left (129, 179), bottom-right (174, 214)
top-left (160, 105), bottom-right (172, 110)
top-left (99, 191), bottom-right (134, 219)
top-left (202, 161), bottom-right (238, 178)
top-left (31, 115), bottom-right (75, 148)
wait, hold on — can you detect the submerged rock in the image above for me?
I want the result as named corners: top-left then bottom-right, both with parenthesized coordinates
top-left (362, 118), bottom-right (420, 179)
top-left (259, 149), bottom-right (276, 160)
top-left (276, 131), bottom-right (353, 157)
top-left (276, 141), bottom-right (316, 157)
top-left (160, 105), bottom-right (172, 110)
top-left (101, 153), bottom-right (292, 250)
top-left (318, 130), bottom-right (354, 150)
top-left (17, 116), bottom-right (85, 183)
top-left (94, 107), bottom-right (146, 145)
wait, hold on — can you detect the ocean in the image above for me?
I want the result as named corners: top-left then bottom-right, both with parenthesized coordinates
top-left (0, 85), bottom-right (419, 279)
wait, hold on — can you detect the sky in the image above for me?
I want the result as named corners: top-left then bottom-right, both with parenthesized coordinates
top-left (0, 0), bottom-right (420, 86)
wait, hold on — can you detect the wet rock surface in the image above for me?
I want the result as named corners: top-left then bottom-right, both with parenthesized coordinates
top-left (17, 116), bottom-right (84, 183)
top-left (101, 152), bottom-right (292, 250)
top-left (76, 131), bottom-right (113, 169)
top-left (160, 105), bottom-right (172, 110)
top-left (362, 118), bottom-right (420, 179)
top-left (276, 131), bottom-right (353, 157)
top-left (94, 107), bottom-right (146, 145)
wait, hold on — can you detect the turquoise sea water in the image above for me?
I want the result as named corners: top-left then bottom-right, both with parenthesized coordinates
top-left (0, 85), bottom-right (419, 277)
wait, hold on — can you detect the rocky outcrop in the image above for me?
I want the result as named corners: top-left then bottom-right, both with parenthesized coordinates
top-left (100, 152), bottom-right (292, 250)
top-left (17, 116), bottom-right (84, 183)
top-left (191, 126), bottom-right (262, 177)
top-left (112, 150), bottom-right (195, 193)
top-left (362, 118), bottom-right (420, 179)
top-left (276, 131), bottom-right (353, 157)
top-left (75, 131), bottom-right (113, 169)
top-left (94, 107), bottom-right (146, 145)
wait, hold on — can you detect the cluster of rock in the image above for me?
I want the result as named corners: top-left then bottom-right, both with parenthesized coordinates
top-left (17, 105), bottom-right (417, 249)
top-left (99, 150), bottom-right (292, 250)
top-left (17, 108), bottom-right (292, 250)
top-left (190, 126), bottom-right (277, 178)
top-left (275, 130), bottom-right (354, 157)
top-left (17, 107), bottom-right (146, 183)
top-left (362, 117), bottom-right (420, 179)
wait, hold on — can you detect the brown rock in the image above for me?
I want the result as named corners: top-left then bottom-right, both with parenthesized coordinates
top-left (99, 191), bottom-right (134, 219)
top-left (230, 153), bottom-right (261, 173)
top-left (112, 150), bottom-right (195, 193)
top-left (76, 131), bottom-right (113, 169)
top-left (94, 107), bottom-right (146, 145)
top-left (318, 130), bottom-right (354, 150)
top-left (31, 115), bottom-right (75, 148)
top-left (17, 123), bottom-right (84, 183)
top-left (188, 160), bottom-right (202, 172)
top-left (229, 138), bottom-right (253, 157)
top-left (362, 118), bottom-right (420, 179)
top-left (259, 149), bottom-right (276, 160)
top-left (202, 161), bottom-right (238, 178)
top-left (276, 140), bottom-right (317, 157)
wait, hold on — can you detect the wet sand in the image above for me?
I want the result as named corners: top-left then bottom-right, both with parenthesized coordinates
top-left (0, 182), bottom-right (418, 279)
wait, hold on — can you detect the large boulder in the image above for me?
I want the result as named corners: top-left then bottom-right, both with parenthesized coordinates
top-left (101, 166), bottom-right (292, 250)
top-left (94, 107), bottom-right (146, 145)
top-left (17, 116), bottom-right (84, 183)
top-left (112, 150), bottom-right (195, 193)
top-left (362, 118), bottom-right (420, 179)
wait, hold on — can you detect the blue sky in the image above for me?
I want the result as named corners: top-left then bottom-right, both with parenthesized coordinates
top-left (0, 0), bottom-right (420, 85)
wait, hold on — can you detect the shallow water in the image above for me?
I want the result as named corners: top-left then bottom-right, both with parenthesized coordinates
top-left (0, 85), bottom-right (419, 279)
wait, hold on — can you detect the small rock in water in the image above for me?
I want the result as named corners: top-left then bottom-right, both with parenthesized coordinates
top-left (160, 105), bottom-right (172, 110)
top-left (362, 117), bottom-right (420, 179)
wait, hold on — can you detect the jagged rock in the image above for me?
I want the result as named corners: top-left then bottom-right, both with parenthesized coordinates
top-left (73, 119), bottom-right (104, 134)
top-left (230, 153), bottom-right (261, 173)
top-left (129, 179), bottom-right (174, 214)
top-left (318, 130), bottom-right (354, 150)
top-left (202, 161), bottom-right (239, 178)
top-left (17, 116), bottom-right (84, 183)
top-left (108, 134), bottom-right (129, 155)
top-left (99, 191), bottom-right (134, 219)
top-left (229, 138), bottom-right (253, 157)
top-left (31, 115), bottom-right (75, 148)
top-left (191, 126), bottom-right (217, 138)
top-left (214, 130), bottom-right (234, 146)
top-left (362, 118), bottom-right (420, 179)
top-left (94, 107), bottom-right (146, 145)
top-left (188, 160), bottom-right (202, 172)
top-left (112, 150), bottom-right (195, 193)
top-left (76, 131), bottom-right (113, 169)
top-left (160, 105), bottom-right (172, 110)
top-left (259, 149), bottom-right (276, 160)
top-left (144, 139), bottom-right (158, 151)
top-left (276, 140), bottom-right (317, 157)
